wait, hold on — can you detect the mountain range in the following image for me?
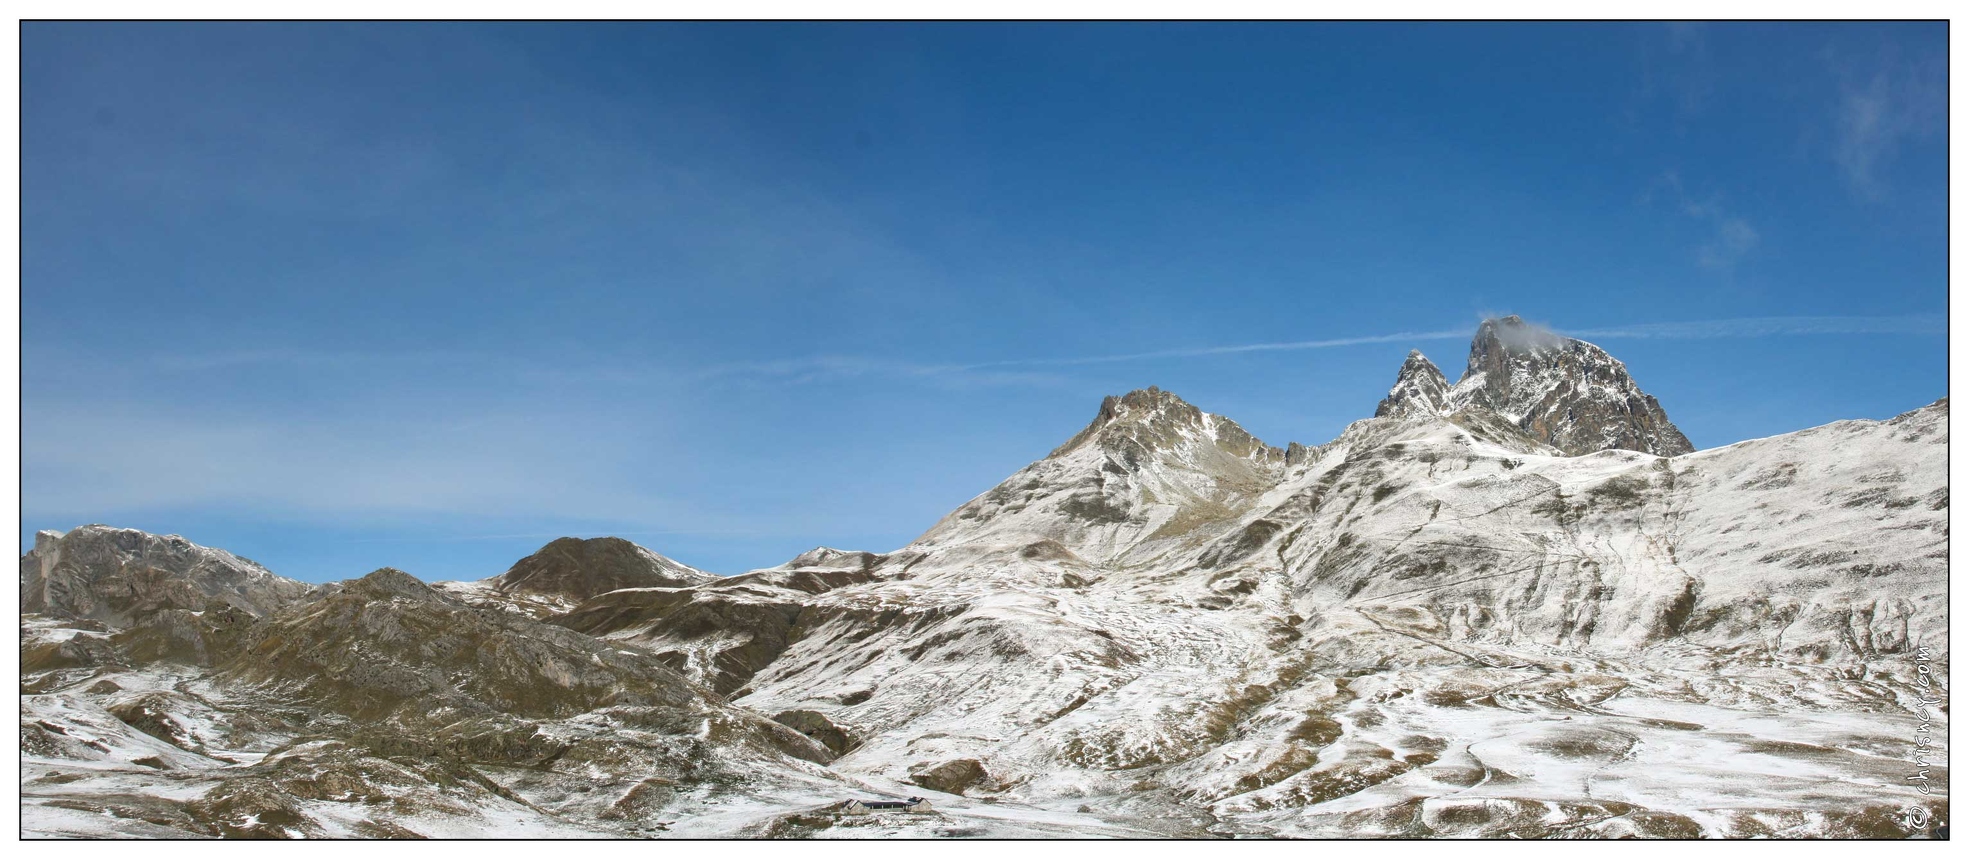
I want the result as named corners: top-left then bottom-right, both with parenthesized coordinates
top-left (20, 317), bottom-right (1949, 838)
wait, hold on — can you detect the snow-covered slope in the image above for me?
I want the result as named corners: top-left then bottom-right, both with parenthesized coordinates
top-left (694, 392), bottom-right (1945, 836)
top-left (19, 317), bottom-right (1948, 839)
top-left (913, 386), bottom-right (1286, 569)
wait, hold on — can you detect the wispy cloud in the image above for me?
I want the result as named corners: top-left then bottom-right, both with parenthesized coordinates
top-left (1826, 46), bottom-right (1945, 200)
top-left (1642, 22), bottom-right (1717, 117)
top-left (1564, 314), bottom-right (1944, 341)
top-left (1648, 171), bottom-right (1759, 271)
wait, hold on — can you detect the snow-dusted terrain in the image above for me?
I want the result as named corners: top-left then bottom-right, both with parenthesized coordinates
top-left (20, 317), bottom-right (1948, 838)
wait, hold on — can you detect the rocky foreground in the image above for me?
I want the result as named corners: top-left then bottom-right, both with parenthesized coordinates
top-left (20, 317), bottom-right (1950, 838)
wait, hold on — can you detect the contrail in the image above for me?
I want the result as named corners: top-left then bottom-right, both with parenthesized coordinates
top-left (949, 329), bottom-right (1473, 370)
top-left (1561, 314), bottom-right (1944, 341)
top-left (649, 314), bottom-right (1952, 383)
top-left (947, 314), bottom-right (1941, 372)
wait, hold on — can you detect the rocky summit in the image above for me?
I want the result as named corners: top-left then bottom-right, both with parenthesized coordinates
top-left (20, 317), bottom-right (1948, 839)
top-left (1377, 316), bottom-right (1694, 457)
top-left (1449, 315), bottom-right (1694, 456)
top-left (1373, 350), bottom-right (1453, 418)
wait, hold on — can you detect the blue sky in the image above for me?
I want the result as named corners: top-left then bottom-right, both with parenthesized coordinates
top-left (22, 22), bottom-right (1947, 582)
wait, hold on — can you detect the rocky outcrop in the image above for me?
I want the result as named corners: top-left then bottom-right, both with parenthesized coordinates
top-left (772, 709), bottom-right (858, 756)
top-left (488, 536), bottom-right (713, 603)
top-left (1445, 316), bottom-right (1694, 456)
top-left (20, 525), bottom-right (312, 627)
top-left (907, 759), bottom-right (988, 795)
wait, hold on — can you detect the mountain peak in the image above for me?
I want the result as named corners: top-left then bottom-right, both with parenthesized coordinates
top-left (1469, 314), bottom-right (1568, 361)
top-left (489, 536), bottom-right (712, 602)
top-left (1099, 386), bottom-right (1202, 425)
top-left (1050, 387), bottom-right (1195, 455)
top-left (350, 567), bottom-right (443, 602)
top-left (1375, 350), bottom-right (1452, 417)
top-left (1447, 316), bottom-right (1693, 456)
top-left (1049, 386), bottom-right (1279, 465)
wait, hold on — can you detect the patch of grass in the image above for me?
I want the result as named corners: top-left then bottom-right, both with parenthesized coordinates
top-left (1287, 715), bottom-right (1343, 747)
top-left (1586, 475), bottom-right (1650, 509)
top-left (1530, 493), bottom-right (1582, 526)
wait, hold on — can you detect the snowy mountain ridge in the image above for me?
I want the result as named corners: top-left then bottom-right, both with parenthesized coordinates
top-left (20, 316), bottom-right (1949, 839)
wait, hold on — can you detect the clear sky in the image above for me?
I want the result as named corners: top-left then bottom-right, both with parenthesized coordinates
top-left (22, 22), bottom-right (1947, 582)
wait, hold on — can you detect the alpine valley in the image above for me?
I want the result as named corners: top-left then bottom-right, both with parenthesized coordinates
top-left (20, 317), bottom-right (1950, 839)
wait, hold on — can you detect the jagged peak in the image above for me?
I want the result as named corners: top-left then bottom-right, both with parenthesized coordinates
top-left (1444, 315), bottom-right (1693, 457)
top-left (1096, 386), bottom-right (1205, 426)
top-left (1468, 314), bottom-right (1569, 359)
top-left (1458, 316), bottom-right (1632, 390)
top-left (1376, 350), bottom-right (1452, 418)
top-left (1048, 387), bottom-right (1202, 455)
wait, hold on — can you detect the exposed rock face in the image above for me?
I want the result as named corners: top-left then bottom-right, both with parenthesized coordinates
top-left (772, 709), bottom-right (858, 756)
top-left (1375, 351), bottom-right (1452, 418)
top-left (20, 525), bottom-right (312, 626)
top-left (489, 536), bottom-right (714, 603)
top-left (907, 759), bottom-right (987, 795)
top-left (1446, 316), bottom-right (1694, 456)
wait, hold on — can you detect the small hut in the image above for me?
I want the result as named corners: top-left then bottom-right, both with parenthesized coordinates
top-left (837, 796), bottom-right (933, 815)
